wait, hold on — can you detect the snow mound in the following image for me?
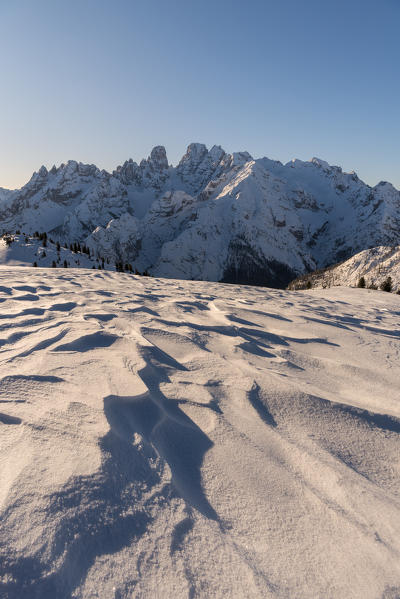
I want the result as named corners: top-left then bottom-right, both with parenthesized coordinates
top-left (0, 267), bottom-right (399, 598)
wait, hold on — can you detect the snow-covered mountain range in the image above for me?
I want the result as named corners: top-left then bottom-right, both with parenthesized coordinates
top-left (1, 144), bottom-right (399, 287)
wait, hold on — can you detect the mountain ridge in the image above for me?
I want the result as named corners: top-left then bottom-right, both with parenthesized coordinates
top-left (1, 144), bottom-right (399, 287)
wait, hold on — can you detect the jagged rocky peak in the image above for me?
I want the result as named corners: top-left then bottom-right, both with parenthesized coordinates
top-left (178, 143), bottom-right (226, 168)
top-left (58, 160), bottom-right (100, 178)
top-left (142, 145), bottom-right (169, 171)
top-left (178, 143), bottom-right (209, 166)
top-left (42, 160), bottom-right (100, 180)
top-left (209, 144), bottom-right (225, 162)
top-left (23, 165), bottom-right (48, 190)
top-left (113, 146), bottom-right (170, 189)
top-left (38, 165), bottom-right (48, 177)
top-left (128, 145), bottom-right (169, 191)
top-left (113, 159), bottom-right (140, 185)
top-left (64, 160), bottom-right (79, 173)
top-left (176, 143), bottom-right (228, 194)
top-left (226, 151), bottom-right (253, 167)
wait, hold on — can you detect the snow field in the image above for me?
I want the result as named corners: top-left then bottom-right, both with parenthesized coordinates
top-left (0, 268), bottom-right (399, 598)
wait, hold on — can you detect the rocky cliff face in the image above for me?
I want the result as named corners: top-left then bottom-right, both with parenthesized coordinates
top-left (0, 144), bottom-right (399, 287)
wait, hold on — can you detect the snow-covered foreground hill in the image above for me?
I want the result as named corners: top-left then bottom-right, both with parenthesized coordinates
top-left (0, 235), bottom-right (107, 270)
top-left (0, 268), bottom-right (399, 599)
top-left (289, 245), bottom-right (400, 293)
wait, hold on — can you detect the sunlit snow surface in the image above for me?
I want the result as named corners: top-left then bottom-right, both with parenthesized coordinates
top-left (0, 267), bottom-right (399, 599)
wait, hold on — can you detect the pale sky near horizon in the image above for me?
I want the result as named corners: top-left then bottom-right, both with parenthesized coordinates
top-left (0, 0), bottom-right (399, 190)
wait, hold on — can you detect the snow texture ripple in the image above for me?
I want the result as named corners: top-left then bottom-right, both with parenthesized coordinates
top-left (0, 267), bottom-right (399, 598)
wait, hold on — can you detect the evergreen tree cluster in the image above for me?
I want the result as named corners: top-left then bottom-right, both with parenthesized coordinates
top-left (69, 241), bottom-right (91, 255)
top-left (380, 276), bottom-right (392, 292)
top-left (114, 261), bottom-right (151, 276)
top-left (357, 275), bottom-right (395, 292)
top-left (3, 234), bottom-right (14, 247)
top-left (115, 262), bottom-right (133, 273)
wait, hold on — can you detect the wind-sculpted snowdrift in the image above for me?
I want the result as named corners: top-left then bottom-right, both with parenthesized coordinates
top-left (0, 267), bottom-right (399, 598)
top-left (0, 144), bottom-right (399, 286)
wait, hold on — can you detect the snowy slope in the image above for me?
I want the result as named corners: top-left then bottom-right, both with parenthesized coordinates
top-left (0, 268), bottom-right (399, 598)
top-left (0, 144), bottom-right (399, 286)
top-left (289, 245), bottom-right (400, 292)
top-left (0, 235), bottom-right (109, 270)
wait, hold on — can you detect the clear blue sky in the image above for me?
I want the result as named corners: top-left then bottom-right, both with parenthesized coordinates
top-left (0, 0), bottom-right (398, 189)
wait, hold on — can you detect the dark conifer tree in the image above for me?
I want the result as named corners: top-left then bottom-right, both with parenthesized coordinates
top-left (380, 276), bottom-right (392, 292)
top-left (357, 276), bottom-right (366, 288)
